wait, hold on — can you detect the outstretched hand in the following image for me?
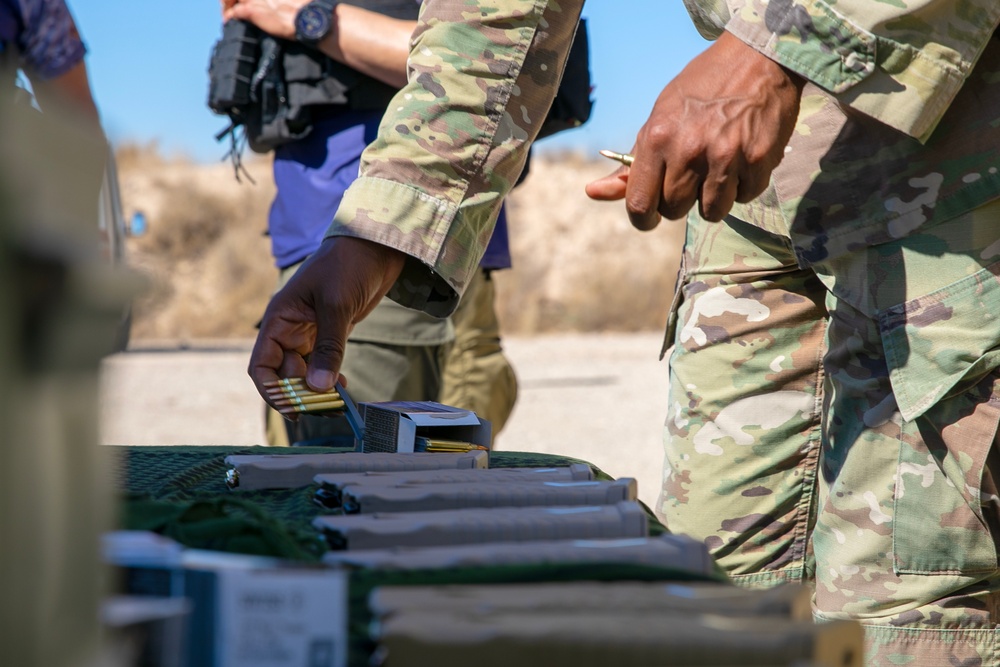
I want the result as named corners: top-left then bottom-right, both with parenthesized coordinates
top-left (248, 236), bottom-right (407, 409)
top-left (586, 31), bottom-right (803, 228)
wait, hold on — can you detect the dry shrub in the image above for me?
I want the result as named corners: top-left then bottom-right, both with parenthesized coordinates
top-left (497, 152), bottom-right (685, 334)
top-left (117, 145), bottom-right (685, 340)
top-left (135, 186), bottom-right (230, 258)
top-left (118, 144), bottom-right (277, 340)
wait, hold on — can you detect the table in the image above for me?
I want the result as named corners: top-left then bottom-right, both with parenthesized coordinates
top-left (112, 445), bottom-right (722, 666)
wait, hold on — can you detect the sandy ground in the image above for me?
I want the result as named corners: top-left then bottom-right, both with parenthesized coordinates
top-left (99, 332), bottom-right (670, 509)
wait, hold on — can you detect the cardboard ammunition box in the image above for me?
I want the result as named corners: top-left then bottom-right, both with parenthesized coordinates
top-left (322, 534), bottom-right (715, 575)
top-left (359, 401), bottom-right (491, 454)
top-left (183, 556), bottom-right (347, 667)
top-left (103, 533), bottom-right (348, 667)
top-left (369, 581), bottom-right (812, 621)
top-left (224, 450), bottom-right (488, 491)
top-left (102, 596), bottom-right (192, 667)
top-left (371, 610), bottom-right (862, 667)
top-left (313, 464), bottom-right (594, 509)
top-left (103, 530), bottom-right (186, 598)
top-left (340, 478), bottom-right (636, 514)
top-left (313, 501), bottom-right (648, 551)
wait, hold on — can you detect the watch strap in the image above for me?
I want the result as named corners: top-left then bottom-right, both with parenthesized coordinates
top-left (295, 0), bottom-right (339, 46)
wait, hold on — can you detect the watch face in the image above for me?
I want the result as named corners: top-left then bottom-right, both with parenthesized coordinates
top-left (296, 4), bottom-right (331, 43)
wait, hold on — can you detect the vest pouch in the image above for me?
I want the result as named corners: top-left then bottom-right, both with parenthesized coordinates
top-left (207, 20), bottom-right (262, 115)
top-left (281, 47), bottom-right (352, 134)
top-left (246, 38), bottom-right (312, 153)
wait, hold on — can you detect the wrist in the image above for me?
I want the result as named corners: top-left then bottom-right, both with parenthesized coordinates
top-left (294, 0), bottom-right (338, 48)
top-left (718, 30), bottom-right (804, 91)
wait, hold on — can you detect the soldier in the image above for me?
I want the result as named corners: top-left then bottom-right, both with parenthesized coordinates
top-left (585, 3), bottom-right (1000, 665)
top-left (221, 0), bottom-right (519, 445)
top-left (250, 0), bottom-right (1000, 662)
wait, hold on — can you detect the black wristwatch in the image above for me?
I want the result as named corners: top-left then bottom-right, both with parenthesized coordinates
top-left (294, 0), bottom-right (338, 48)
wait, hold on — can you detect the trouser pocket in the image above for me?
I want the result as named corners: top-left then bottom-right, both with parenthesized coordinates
top-left (880, 262), bottom-right (1000, 575)
top-left (893, 376), bottom-right (1000, 575)
top-left (659, 253), bottom-right (687, 360)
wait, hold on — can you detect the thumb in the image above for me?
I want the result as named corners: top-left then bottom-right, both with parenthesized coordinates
top-left (585, 170), bottom-right (629, 201)
top-left (305, 316), bottom-right (347, 393)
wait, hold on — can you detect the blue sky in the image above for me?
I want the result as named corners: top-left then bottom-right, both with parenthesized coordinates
top-left (72, 1), bottom-right (709, 164)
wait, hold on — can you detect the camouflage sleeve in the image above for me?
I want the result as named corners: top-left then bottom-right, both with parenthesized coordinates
top-left (685, 0), bottom-right (1000, 142)
top-left (325, 0), bottom-right (584, 318)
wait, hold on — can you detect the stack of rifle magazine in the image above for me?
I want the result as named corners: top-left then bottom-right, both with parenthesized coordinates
top-left (313, 463), bottom-right (595, 508)
top-left (312, 464), bottom-right (632, 513)
top-left (313, 501), bottom-right (648, 551)
top-left (218, 441), bottom-right (865, 664)
top-left (215, 384), bottom-right (866, 665)
top-left (224, 450), bottom-right (488, 490)
top-left (336, 479), bottom-right (634, 514)
top-left (368, 582), bottom-right (862, 667)
top-left (321, 534), bottom-right (716, 574)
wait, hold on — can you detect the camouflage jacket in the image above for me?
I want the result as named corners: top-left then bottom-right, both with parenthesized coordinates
top-left (327, 0), bottom-right (1000, 318)
top-left (687, 0), bottom-right (1000, 266)
top-left (325, 0), bottom-right (584, 317)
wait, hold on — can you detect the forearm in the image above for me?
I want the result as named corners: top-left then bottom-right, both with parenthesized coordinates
top-left (687, 0), bottom-right (1000, 141)
top-left (222, 0), bottom-right (414, 88)
top-left (319, 4), bottom-right (413, 88)
top-left (328, 0), bottom-right (585, 316)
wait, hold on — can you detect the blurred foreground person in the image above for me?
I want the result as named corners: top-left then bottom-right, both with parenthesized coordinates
top-left (0, 2), bottom-right (135, 666)
top-left (585, 2), bottom-right (1000, 665)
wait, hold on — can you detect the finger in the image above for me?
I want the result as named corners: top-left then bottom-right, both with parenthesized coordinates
top-left (735, 166), bottom-right (770, 204)
top-left (624, 150), bottom-right (665, 231)
top-left (278, 351), bottom-right (308, 379)
top-left (248, 310), bottom-right (315, 405)
top-left (698, 161), bottom-right (740, 222)
top-left (249, 328), bottom-right (289, 397)
top-left (585, 169), bottom-right (629, 201)
top-left (224, 4), bottom-right (250, 21)
top-left (655, 158), bottom-right (700, 222)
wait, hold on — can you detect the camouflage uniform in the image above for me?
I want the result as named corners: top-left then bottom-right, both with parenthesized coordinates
top-left (659, 2), bottom-right (1000, 664)
top-left (440, 267), bottom-right (518, 440)
top-left (320, 0), bottom-right (1000, 662)
top-left (324, 0), bottom-right (585, 317)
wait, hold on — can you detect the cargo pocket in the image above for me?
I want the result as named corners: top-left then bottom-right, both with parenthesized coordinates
top-left (880, 262), bottom-right (1000, 575)
top-left (659, 254), bottom-right (688, 361)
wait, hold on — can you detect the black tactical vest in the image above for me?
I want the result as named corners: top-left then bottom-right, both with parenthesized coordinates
top-left (208, 0), bottom-right (420, 155)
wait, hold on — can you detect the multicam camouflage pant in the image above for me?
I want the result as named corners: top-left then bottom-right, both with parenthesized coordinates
top-left (661, 199), bottom-right (1000, 665)
top-left (440, 267), bottom-right (518, 443)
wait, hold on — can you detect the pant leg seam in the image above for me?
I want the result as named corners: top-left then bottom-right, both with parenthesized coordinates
top-left (787, 311), bottom-right (827, 581)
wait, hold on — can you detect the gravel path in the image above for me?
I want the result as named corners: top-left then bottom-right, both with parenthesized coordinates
top-left (99, 332), bottom-right (670, 508)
